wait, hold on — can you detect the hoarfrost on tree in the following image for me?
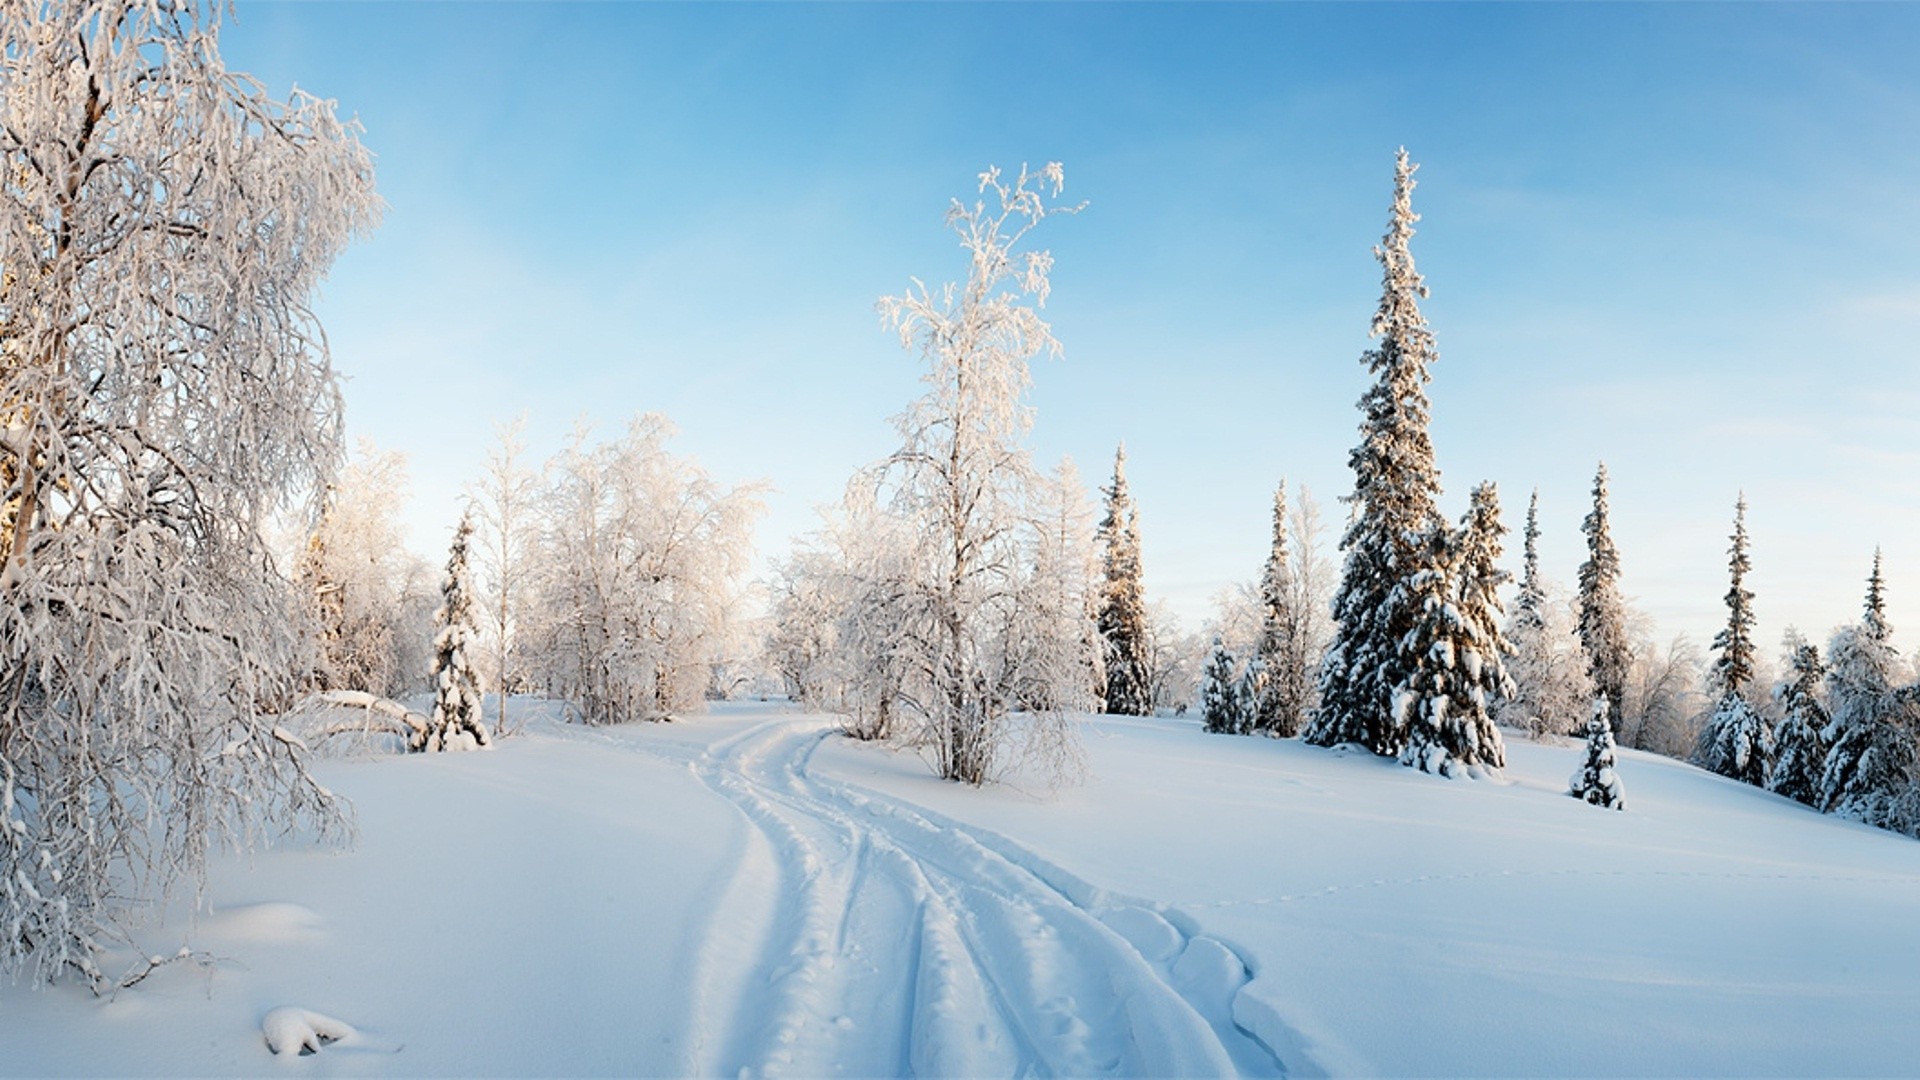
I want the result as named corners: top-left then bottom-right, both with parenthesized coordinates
top-left (0, 0), bottom-right (377, 986)
top-left (865, 162), bottom-right (1085, 785)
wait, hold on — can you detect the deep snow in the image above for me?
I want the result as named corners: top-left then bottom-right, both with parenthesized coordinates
top-left (5, 699), bottom-right (1920, 1076)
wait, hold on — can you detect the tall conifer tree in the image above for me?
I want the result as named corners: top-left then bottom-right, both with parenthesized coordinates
top-left (1097, 445), bottom-right (1153, 716)
top-left (1819, 551), bottom-right (1911, 820)
top-left (1578, 463), bottom-right (1630, 726)
top-left (1253, 481), bottom-right (1311, 736)
top-left (1307, 148), bottom-right (1446, 758)
top-left (1696, 496), bottom-right (1770, 785)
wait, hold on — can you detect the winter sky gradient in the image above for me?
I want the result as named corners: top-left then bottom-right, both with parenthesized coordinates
top-left (226, 2), bottom-right (1920, 660)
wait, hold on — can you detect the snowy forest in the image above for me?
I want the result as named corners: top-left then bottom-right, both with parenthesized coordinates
top-left (5, 3), bottom-right (1920, 1075)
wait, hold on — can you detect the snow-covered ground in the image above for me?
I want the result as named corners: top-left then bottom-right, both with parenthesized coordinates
top-left (6, 699), bottom-right (1920, 1076)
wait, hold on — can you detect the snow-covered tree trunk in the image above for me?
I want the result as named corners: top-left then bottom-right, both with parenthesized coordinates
top-left (0, 0), bottom-right (377, 985)
top-left (1570, 699), bottom-right (1626, 810)
top-left (1308, 148), bottom-right (1447, 759)
top-left (1578, 463), bottom-right (1630, 726)
top-left (418, 514), bottom-right (490, 752)
top-left (1098, 444), bottom-right (1154, 716)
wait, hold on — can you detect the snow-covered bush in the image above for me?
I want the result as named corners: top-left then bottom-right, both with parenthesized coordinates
top-left (0, 0), bottom-right (376, 985)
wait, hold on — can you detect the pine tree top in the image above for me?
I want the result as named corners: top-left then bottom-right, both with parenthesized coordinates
top-left (1516, 488), bottom-right (1543, 616)
top-left (1711, 494), bottom-right (1756, 695)
top-left (1865, 548), bottom-right (1891, 644)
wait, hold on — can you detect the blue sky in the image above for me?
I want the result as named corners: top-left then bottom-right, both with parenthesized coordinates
top-left (225, 2), bottom-right (1920, 660)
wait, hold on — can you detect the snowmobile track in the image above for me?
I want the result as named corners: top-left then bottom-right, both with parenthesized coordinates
top-left (688, 717), bottom-right (1286, 1078)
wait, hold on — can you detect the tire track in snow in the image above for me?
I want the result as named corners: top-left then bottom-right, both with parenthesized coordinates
top-left (688, 717), bottom-right (1287, 1078)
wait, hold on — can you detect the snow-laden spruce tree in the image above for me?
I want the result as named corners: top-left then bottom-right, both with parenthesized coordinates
top-left (875, 163), bottom-right (1083, 784)
top-left (1570, 699), bottom-right (1626, 810)
top-left (1098, 444), bottom-right (1154, 716)
top-left (1499, 492), bottom-right (1596, 737)
top-left (1201, 639), bottom-right (1246, 735)
top-left (1397, 483), bottom-right (1512, 776)
top-left (1578, 463), bottom-right (1631, 727)
top-left (1252, 481), bottom-right (1313, 736)
top-left (1768, 633), bottom-right (1829, 806)
top-left (1308, 148), bottom-right (1448, 758)
top-left (418, 515), bottom-right (491, 752)
top-left (0, 0), bottom-right (377, 986)
top-left (1694, 496), bottom-right (1771, 786)
top-left (1818, 552), bottom-right (1914, 823)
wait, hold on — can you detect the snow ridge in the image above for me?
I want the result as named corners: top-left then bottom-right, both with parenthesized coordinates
top-left (688, 718), bottom-right (1286, 1077)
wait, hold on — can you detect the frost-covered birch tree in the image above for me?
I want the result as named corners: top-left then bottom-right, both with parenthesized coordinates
top-left (526, 415), bottom-right (763, 725)
top-left (1016, 458), bottom-right (1103, 714)
top-left (1308, 148), bottom-right (1448, 759)
top-left (297, 444), bottom-right (419, 697)
top-left (469, 414), bottom-right (536, 735)
top-left (874, 162), bottom-right (1082, 785)
top-left (0, 0), bottom-right (377, 985)
top-left (418, 514), bottom-right (490, 752)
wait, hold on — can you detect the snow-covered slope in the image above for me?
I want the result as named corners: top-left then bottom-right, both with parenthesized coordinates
top-left (5, 701), bottom-right (1918, 1076)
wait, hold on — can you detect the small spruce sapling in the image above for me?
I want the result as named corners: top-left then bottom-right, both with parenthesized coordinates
top-left (1570, 698), bottom-right (1625, 810)
top-left (419, 514), bottom-right (491, 752)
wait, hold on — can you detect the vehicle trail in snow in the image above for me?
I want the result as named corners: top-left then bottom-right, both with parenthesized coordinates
top-left (686, 717), bottom-right (1287, 1078)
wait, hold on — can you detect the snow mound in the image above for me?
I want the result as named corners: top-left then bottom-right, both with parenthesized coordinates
top-left (210, 902), bottom-right (324, 944)
top-left (261, 1007), bottom-right (399, 1058)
